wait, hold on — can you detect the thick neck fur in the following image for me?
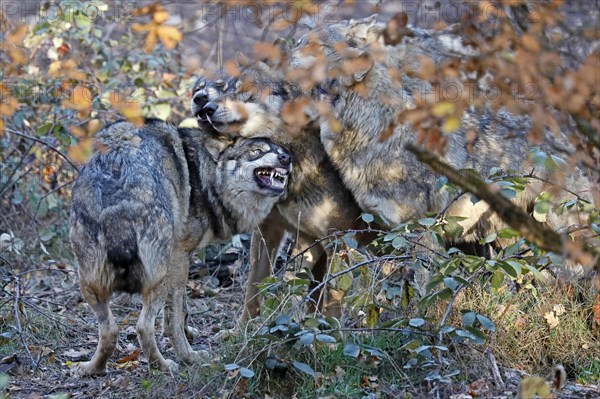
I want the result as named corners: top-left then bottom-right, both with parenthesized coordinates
top-left (179, 129), bottom-right (276, 240)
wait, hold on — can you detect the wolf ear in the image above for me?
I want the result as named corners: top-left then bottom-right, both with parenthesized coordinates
top-left (204, 135), bottom-right (233, 161)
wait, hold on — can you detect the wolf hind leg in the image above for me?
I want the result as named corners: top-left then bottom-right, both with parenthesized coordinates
top-left (137, 280), bottom-right (178, 373)
top-left (78, 284), bottom-right (118, 376)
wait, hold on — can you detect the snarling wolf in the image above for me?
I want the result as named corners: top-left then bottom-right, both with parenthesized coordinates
top-left (69, 118), bottom-right (291, 375)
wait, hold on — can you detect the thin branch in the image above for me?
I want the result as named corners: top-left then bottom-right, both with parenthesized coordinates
top-left (5, 128), bottom-right (79, 172)
top-left (406, 144), bottom-right (600, 271)
top-left (437, 283), bottom-right (464, 365)
top-left (13, 277), bottom-right (36, 370)
top-left (296, 255), bottom-right (412, 311)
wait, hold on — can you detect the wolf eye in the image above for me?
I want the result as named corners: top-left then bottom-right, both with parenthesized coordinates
top-left (194, 80), bottom-right (206, 91)
top-left (215, 79), bottom-right (229, 92)
top-left (252, 148), bottom-right (262, 155)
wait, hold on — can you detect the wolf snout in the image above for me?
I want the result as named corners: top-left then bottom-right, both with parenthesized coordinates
top-left (192, 91), bottom-right (208, 107)
top-left (277, 151), bottom-right (291, 167)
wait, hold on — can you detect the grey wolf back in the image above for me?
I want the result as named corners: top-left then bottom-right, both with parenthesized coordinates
top-left (69, 118), bottom-right (291, 375)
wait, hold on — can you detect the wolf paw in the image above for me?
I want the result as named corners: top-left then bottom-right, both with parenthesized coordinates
top-left (76, 361), bottom-right (106, 376)
top-left (185, 326), bottom-right (199, 342)
top-left (160, 359), bottom-right (179, 375)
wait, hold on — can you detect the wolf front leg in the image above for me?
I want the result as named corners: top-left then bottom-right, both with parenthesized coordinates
top-left (241, 211), bottom-right (287, 323)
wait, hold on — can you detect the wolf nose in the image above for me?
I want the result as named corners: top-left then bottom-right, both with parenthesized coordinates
top-left (193, 91), bottom-right (208, 106)
top-left (278, 152), bottom-right (291, 166)
top-left (203, 102), bottom-right (218, 116)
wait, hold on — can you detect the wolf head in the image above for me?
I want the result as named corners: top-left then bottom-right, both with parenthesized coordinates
top-left (218, 137), bottom-right (291, 197)
top-left (215, 136), bottom-right (292, 231)
top-left (191, 63), bottom-right (298, 139)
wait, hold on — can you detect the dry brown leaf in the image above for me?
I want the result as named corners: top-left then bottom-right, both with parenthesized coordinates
top-left (6, 25), bottom-right (27, 45)
top-left (592, 294), bottom-right (600, 328)
top-left (157, 25), bottom-right (182, 49)
top-left (117, 348), bottom-right (141, 364)
top-left (0, 97), bottom-right (18, 116)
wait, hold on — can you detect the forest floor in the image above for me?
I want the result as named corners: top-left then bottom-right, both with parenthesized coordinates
top-left (1, 243), bottom-right (598, 399)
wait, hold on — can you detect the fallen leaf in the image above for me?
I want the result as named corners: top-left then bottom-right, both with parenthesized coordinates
top-left (544, 311), bottom-right (559, 329)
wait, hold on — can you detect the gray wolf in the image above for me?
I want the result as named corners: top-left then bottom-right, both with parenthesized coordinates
top-left (287, 15), bottom-right (593, 244)
top-left (191, 16), bottom-right (595, 319)
top-left (69, 118), bottom-right (291, 375)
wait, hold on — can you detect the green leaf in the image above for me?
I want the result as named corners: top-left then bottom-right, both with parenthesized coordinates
top-left (239, 367), bottom-right (254, 378)
top-left (343, 343), bottom-right (360, 358)
top-left (499, 188), bottom-right (516, 199)
top-left (443, 277), bottom-right (458, 290)
top-left (408, 318), bottom-right (425, 327)
top-left (418, 218), bottom-right (437, 227)
top-left (361, 213), bottom-right (374, 223)
top-left (342, 235), bottom-right (358, 249)
top-left (497, 228), bottom-right (520, 239)
top-left (442, 221), bottom-right (464, 238)
top-left (316, 334), bottom-right (337, 344)
top-left (524, 263), bottom-right (544, 280)
top-left (434, 176), bottom-right (448, 191)
top-left (299, 332), bottom-right (315, 345)
top-left (462, 311), bottom-right (476, 327)
top-left (528, 148), bottom-right (547, 166)
top-left (480, 232), bottom-right (497, 245)
top-left (141, 377), bottom-right (151, 391)
top-left (391, 236), bottom-right (408, 249)
top-left (293, 361), bottom-right (315, 376)
top-left (36, 122), bottom-right (53, 136)
top-left (476, 315), bottom-right (495, 332)
top-left (499, 261), bottom-right (520, 279)
top-left (490, 270), bottom-right (504, 288)
top-left (275, 314), bottom-right (291, 325)
top-left (224, 363), bottom-right (240, 371)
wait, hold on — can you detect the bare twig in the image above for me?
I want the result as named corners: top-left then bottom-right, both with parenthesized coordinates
top-left (437, 283), bottom-right (464, 365)
top-left (13, 276), bottom-right (36, 370)
top-left (296, 255), bottom-right (412, 310)
top-left (5, 128), bottom-right (79, 172)
top-left (406, 144), bottom-right (600, 271)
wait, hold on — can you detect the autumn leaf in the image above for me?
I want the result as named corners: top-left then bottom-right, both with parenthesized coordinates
top-left (62, 85), bottom-right (93, 111)
top-left (432, 101), bottom-right (455, 117)
top-left (143, 29), bottom-right (158, 53)
top-left (0, 97), bottom-right (18, 116)
top-left (156, 25), bottom-right (182, 49)
top-left (443, 116), bottom-right (460, 133)
top-left (117, 349), bottom-right (141, 364)
top-left (68, 138), bottom-right (94, 164)
top-left (110, 92), bottom-right (143, 126)
top-left (6, 24), bottom-right (27, 44)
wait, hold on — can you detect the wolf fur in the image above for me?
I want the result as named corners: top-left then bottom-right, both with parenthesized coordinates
top-left (69, 118), bottom-right (291, 374)
top-left (288, 16), bottom-right (593, 242)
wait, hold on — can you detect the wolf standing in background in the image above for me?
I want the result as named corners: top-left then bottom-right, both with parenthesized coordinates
top-left (69, 119), bottom-right (291, 375)
top-left (191, 16), bottom-right (595, 320)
